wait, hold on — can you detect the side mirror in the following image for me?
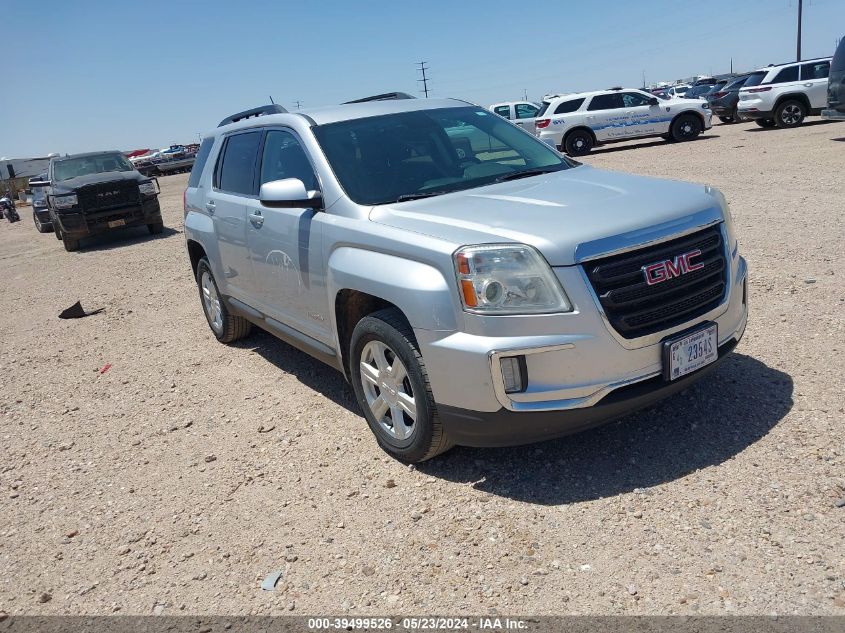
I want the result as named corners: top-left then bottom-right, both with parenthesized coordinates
top-left (648, 97), bottom-right (659, 106)
top-left (259, 178), bottom-right (323, 210)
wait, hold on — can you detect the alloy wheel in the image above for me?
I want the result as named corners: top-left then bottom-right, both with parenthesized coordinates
top-left (359, 340), bottom-right (417, 441)
top-left (201, 271), bottom-right (223, 333)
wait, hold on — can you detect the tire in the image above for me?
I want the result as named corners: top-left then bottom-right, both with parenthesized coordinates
top-left (62, 235), bottom-right (80, 252)
top-left (775, 100), bottom-right (806, 128)
top-left (148, 220), bottom-right (164, 235)
top-left (54, 223), bottom-right (63, 240)
top-left (669, 113), bottom-right (703, 142)
top-left (350, 308), bottom-right (452, 463)
top-left (755, 118), bottom-right (776, 128)
top-left (33, 212), bottom-right (51, 233)
top-left (563, 129), bottom-right (594, 156)
top-left (195, 257), bottom-right (252, 343)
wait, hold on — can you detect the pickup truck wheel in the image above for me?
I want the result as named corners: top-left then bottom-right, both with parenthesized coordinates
top-left (775, 100), bottom-right (805, 128)
top-left (54, 224), bottom-right (63, 240)
top-left (33, 213), bottom-right (50, 233)
top-left (670, 114), bottom-right (702, 142)
top-left (62, 235), bottom-right (80, 252)
top-left (564, 130), bottom-right (593, 156)
top-left (148, 220), bottom-right (164, 235)
top-left (350, 308), bottom-right (452, 462)
top-left (195, 257), bottom-right (252, 343)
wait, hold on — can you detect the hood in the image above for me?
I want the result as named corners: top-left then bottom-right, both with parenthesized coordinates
top-left (51, 170), bottom-right (144, 193)
top-left (368, 165), bottom-right (720, 266)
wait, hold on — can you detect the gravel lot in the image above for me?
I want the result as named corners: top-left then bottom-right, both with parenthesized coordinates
top-left (1, 118), bottom-right (844, 616)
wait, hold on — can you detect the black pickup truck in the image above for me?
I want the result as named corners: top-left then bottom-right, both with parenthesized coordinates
top-left (38, 151), bottom-right (164, 251)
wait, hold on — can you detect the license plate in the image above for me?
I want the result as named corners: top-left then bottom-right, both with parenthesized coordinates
top-left (663, 323), bottom-right (718, 381)
top-left (108, 219), bottom-right (126, 228)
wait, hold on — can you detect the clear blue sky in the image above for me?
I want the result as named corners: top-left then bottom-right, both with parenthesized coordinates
top-left (2, 0), bottom-right (843, 158)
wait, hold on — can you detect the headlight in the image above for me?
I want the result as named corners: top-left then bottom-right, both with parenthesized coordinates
top-left (138, 181), bottom-right (157, 196)
top-left (52, 194), bottom-right (78, 209)
top-left (702, 102), bottom-right (711, 109)
top-left (454, 244), bottom-right (572, 314)
top-left (705, 185), bottom-right (738, 256)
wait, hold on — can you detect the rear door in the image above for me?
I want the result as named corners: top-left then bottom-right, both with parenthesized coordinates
top-left (210, 130), bottom-right (262, 302)
top-left (247, 128), bottom-right (330, 344)
top-left (800, 60), bottom-right (830, 110)
top-left (585, 93), bottom-right (626, 141)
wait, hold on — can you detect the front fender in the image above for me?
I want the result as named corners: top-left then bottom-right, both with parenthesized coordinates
top-left (327, 247), bottom-right (458, 332)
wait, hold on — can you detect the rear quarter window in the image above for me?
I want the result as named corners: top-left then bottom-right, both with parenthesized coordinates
top-left (768, 65), bottom-right (798, 84)
top-left (554, 98), bottom-right (585, 114)
top-left (187, 138), bottom-right (214, 188)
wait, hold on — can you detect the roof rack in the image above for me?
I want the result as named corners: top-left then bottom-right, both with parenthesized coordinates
top-left (218, 104), bottom-right (288, 128)
top-left (342, 92), bottom-right (416, 104)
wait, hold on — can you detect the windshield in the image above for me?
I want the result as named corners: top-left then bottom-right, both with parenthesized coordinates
top-left (53, 153), bottom-right (134, 181)
top-left (313, 106), bottom-right (574, 205)
top-left (723, 76), bottom-right (749, 91)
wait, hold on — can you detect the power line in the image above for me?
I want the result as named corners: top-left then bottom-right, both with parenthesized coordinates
top-left (417, 61), bottom-right (430, 98)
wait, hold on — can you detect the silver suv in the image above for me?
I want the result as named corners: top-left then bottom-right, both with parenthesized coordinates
top-left (184, 96), bottom-right (748, 462)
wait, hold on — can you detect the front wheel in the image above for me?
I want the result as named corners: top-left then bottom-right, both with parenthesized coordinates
top-left (195, 257), bottom-right (252, 343)
top-left (563, 130), bottom-right (594, 156)
top-left (755, 118), bottom-right (776, 128)
top-left (670, 114), bottom-right (702, 142)
top-left (62, 235), bottom-right (80, 252)
top-left (775, 100), bottom-right (805, 128)
top-left (147, 220), bottom-right (164, 235)
top-left (33, 213), bottom-right (50, 233)
top-left (350, 308), bottom-right (452, 462)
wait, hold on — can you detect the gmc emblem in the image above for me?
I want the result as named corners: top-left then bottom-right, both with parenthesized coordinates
top-left (642, 249), bottom-right (704, 285)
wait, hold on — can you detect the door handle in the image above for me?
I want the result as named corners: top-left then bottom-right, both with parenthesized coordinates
top-left (803, 83), bottom-right (813, 87)
top-left (249, 210), bottom-right (264, 227)
top-left (205, 201), bottom-right (216, 214)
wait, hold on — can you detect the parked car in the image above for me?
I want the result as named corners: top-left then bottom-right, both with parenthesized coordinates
top-left (707, 74), bottom-right (751, 123)
top-left (665, 84), bottom-right (691, 98)
top-left (489, 101), bottom-right (542, 133)
top-left (822, 38), bottom-right (845, 121)
top-left (534, 88), bottom-right (712, 155)
top-left (685, 81), bottom-right (725, 100)
top-left (184, 97), bottom-right (747, 462)
top-left (29, 174), bottom-right (51, 233)
top-left (40, 151), bottom-right (163, 251)
top-left (738, 57), bottom-right (832, 128)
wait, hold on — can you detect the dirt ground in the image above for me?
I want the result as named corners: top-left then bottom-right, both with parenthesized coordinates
top-left (1, 117), bottom-right (844, 616)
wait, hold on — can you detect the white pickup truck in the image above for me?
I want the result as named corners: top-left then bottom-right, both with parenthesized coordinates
top-left (488, 101), bottom-right (542, 133)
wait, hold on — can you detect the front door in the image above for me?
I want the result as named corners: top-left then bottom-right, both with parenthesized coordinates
top-left (247, 129), bottom-right (330, 345)
top-left (801, 60), bottom-right (831, 110)
top-left (211, 130), bottom-right (262, 302)
top-left (621, 91), bottom-right (668, 137)
top-left (513, 102), bottom-right (540, 132)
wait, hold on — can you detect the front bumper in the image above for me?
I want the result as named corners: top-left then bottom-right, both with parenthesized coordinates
top-left (54, 197), bottom-right (161, 238)
top-left (417, 232), bottom-right (748, 447)
top-left (821, 108), bottom-right (845, 121)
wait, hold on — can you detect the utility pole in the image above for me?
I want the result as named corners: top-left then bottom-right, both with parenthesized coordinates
top-left (796, 0), bottom-right (803, 61)
top-left (730, 57), bottom-right (733, 74)
top-left (417, 61), bottom-right (430, 98)
top-left (642, 70), bottom-right (646, 89)
top-left (294, 100), bottom-right (303, 109)
top-left (523, 88), bottom-right (528, 101)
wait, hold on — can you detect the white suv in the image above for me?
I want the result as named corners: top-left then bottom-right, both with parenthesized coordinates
top-left (737, 57), bottom-right (831, 128)
top-left (535, 88), bottom-right (712, 156)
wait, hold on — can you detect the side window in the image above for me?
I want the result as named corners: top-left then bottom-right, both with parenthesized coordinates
top-left (554, 98), bottom-right (585, 114)
top-left (216, 131), bottom-right (261, 195)
top-left (770, 65), bottom-right (798, 84)
top-left (621, 92), bottom-right (652, 107)
top-left (493, 105), bottom-right (511, 119)
top-left (514, 103), bottom-right (539, 119)
top-left (259, 130), bottom-right (319, 191)
top-left (801, 61), bottom-right (829, 80)
top-left (587, 94), bottom-right (623, 111)
top-left (187, 138), bottom-right (214, 188)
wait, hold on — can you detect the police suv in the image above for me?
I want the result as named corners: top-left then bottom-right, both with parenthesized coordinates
top-left (535, 87), bottom-right (712, 156)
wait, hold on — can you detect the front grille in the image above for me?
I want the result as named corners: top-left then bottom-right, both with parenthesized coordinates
top-left (78, 181), bottom-right (140, 212)
top-left (583, 225), bottom-right (727, 339)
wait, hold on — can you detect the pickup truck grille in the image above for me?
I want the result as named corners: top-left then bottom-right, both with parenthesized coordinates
top-left (583, 225), bottom-right (727, 339)
top-left (78, 181), bottom-right (140, 212)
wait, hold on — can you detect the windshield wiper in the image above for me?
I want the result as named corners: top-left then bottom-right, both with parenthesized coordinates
top-left (394, 191), bottom-right (449, 203)
top-left (495, 168), bottom-right (558, 183)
